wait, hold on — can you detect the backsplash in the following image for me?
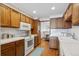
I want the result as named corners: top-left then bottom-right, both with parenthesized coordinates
top-left (72, 26), bottom-right (79, 40)
top-left (50, 29), bottom-right (72, 37)
top-left (0, 27), bottom-right (28, 39)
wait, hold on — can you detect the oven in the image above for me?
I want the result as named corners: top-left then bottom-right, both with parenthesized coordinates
top-left (24, 36), bottom-right (34, 55)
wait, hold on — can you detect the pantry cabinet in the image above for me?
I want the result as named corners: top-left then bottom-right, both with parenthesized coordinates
top-left (11, 9), bottom-right (20, 27)
top-left (72, 4), bottom-right (79, 25)
top-left (21, 14), bottom-right (26, 22)
top-left (0, 4), bottom-right (11, 27)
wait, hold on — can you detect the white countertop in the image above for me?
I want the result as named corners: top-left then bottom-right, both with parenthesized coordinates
top-left (58, 36), bottom-right (79, 56)
top-left (0, 34), bottom-right (36, 45)
top-left (0, 37), bottom-right (25, 45)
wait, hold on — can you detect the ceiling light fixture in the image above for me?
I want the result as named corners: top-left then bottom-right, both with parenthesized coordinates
top-left (51, 6), bottom-right (55, 10)
top-left (33, 10), bottom-right (36, 14)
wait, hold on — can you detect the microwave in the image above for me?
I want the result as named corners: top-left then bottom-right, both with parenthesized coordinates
top-left (19, 22), bottom-right (31, 30)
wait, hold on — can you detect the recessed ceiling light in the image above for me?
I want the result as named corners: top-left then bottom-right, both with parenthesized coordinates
top-left (33, 10), bottom-right (36, 14)
top-left (51, 6), bottom-right (55, 10)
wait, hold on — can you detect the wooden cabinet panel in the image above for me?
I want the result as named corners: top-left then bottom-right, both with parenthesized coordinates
top-left (26, 16), bottom-right (30, 23)
top-left (1, 46), bottom-right (15, 56)
top-left (64, 4), bottom-right (72, 22)
top-left (64, 21), bottom-right (72, 29)
top-left (57, 19), bottom-right (64, 29)
top-left (0, 4), bottom-right (11, 27)
top-left (50, 18), bottom-right (64, 29)
top-left (11, 9), bottom-right (20, 27)
top-left (1, 42), bottom-right (15, 56)
top-left (1, 39), bottom-right (24, 56)
top-left (50, 19), bottom-right (57, 29)
top-left (15, 40), bottom-right (24, 56)
top-left (72, 4), bottom-right (79, 25)
top-left (21, 14), bottom-right (26, 22)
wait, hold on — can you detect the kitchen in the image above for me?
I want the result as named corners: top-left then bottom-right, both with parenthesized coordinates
top-left (0, 3), bottom-right (79, 56)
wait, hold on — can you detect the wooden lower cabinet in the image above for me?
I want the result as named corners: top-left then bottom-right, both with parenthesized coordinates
top-left (34, 36), bottom-right (38, 47)
top-left (1, 42), bottom-right (15, 56)
top-left (15, 40), bottom-right (24, 56)
top-left (1, 39), bottom-right (24, 56)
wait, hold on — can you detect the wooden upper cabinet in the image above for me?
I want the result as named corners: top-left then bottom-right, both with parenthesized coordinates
top-left (11, 9), bottom-right (20, 27)
top-left (21, 14), bottom-right (26, 22)
top-left (25, 16), bottom-right (30, 23)
top-left (64, 4), bottom-right (72, 22)
top-left (63, 21), bottom-right (72, 29)
top-left (72, 4), bottom-right (79, 25)
top-left (68, 5), bottom-right (72, 18)
top-left (57, 19), bottom-right (64, 29)
top-left (50, 19), bottom-right (58, 29)
top-left (0, 4), bottom-right (11, 27)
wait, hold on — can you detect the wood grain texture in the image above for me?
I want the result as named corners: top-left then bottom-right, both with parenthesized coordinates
top-left (11, 9), bottom-right (20, 27)
top-left (72, 4), bottom-right (79, 25)
top-left (0, 4), bottom-right (11, 27)
top-left (21, 14), bottom-right (26, 22)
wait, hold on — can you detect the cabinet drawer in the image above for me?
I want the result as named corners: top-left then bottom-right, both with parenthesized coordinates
top-left (1, 42), bottom-right (15, 50)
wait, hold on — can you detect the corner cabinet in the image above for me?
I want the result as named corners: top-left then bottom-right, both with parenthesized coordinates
top-left (0, 4), bottom-right (11, 27)
top-left (72, 4), bottom-right (79, 25)
top-left (11, 9), bottom-right (20, 28)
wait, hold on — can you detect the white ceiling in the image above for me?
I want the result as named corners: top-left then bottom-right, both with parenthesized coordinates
top-left (6, 3), bottom-right (69, 21)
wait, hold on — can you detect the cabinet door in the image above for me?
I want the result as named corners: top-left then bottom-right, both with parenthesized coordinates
top-left (1, 46), bottom-right (15, 56)
top-left (64, 21), bottom-right (72, 29)
top-left (21, 14), bottom-right (26, 22)
top-left (29, 18), bottom-right (33, 28)
top-left (0, 4), bottom-right (11, 27)
top-left (50, 19), bottom-right (57, 29)
top-left (15, 40), bottom-right (24, 56)
top-left (11, 9), bottom-right (20, 27)
top-left (64, 11), bottom-right (68, 21)
top-left (57, 19), bottom-right (64, 29)
top-left (26, 16), bottom-right (30, 23)
top-left (1, 42), bottom-right (15, 56)
top-left (72, 4), bottom-right (79, 25)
